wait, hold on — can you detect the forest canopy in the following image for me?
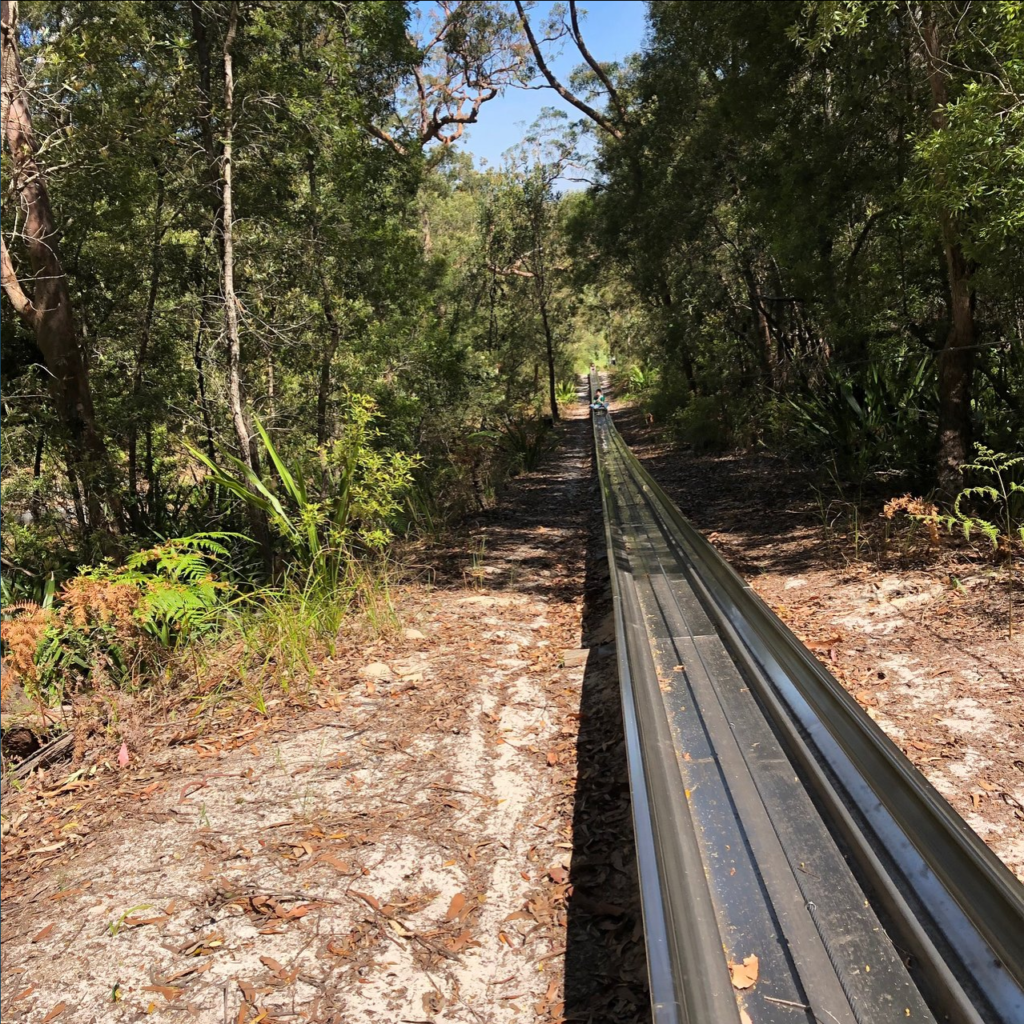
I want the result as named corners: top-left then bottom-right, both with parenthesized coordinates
top-left (2, 1), bottom-right (1021, 635)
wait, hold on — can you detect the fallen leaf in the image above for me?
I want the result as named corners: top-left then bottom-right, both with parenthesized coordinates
top-left (548, 865), bottom-right (569, 885)
top-left (740, 1011), bottom-right (753, 1024)
top-left (279, 903), bottom-right (317, 920)
top-left (13, 987), bottom-right (34, 1002)
top-left (729, 954), bottom-right (759, 990)
top-left (445, 893), bottom-right (467, 923)
top-left (32, 924), bottom-right (55, 943)
top-left (260, 956), bottom-right (286, 976)
top-left (449, 928), bottom-right (479, 952)
top-left (422, 991), bottom-right (445, 1014)
top-left (118, 741), bottom-right (130, 768)
top-left (125, 914), bottom-right (171, 929)
top-left (42, 1003), bottom-right (68, 1023)
top-left (319, 855), bottom-right (353, 874)
top-left (50, 883), bottom-right (92, 901)
top-left (351, 890), bottom-right (380, 912)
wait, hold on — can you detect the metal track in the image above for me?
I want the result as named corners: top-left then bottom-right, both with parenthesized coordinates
top-left (589, 376), bottom-right (1024, 1024)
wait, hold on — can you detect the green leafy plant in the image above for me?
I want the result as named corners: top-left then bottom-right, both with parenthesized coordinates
top-left (786, 356), bottom-right (935, 484)
top-left (2, 534), bottom-right (235, 705)
top-left (622, 364), bottom-right (660, 400)
top-left (188, 396), bottom-right (419, 588)
top-left (123, 534), bottom-right (239, 649)
top-left (470, 415), bottom-right (556, 478)
top-left (556, 379), bottom-right (580, 407)
top-left (943, 446), bottom-right (1024, 637)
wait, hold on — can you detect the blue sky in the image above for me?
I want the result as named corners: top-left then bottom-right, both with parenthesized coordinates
top-left (456, 1), bottom-right (649, 169)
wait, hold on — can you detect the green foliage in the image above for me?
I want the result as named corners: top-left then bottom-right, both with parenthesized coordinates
top-left (621, 364), bottom-right (661, 402)
top-left (943, 445), bottom-right (1024, 637)
top-left (472, 417), bottom-right (557, 478)
top-left (188, 397), bottom-right (418, 586)
top-left (946, 447), bottom-right (1024, 549)
top-left (671, 396), bottom-right (731, 453)
top-left (9, 533), bottom-right (235, 705)
top-left (556, 380), bottom-right (580, 407)
top-left (785, 356), bottom-right (935, 483)
top-left (122, 534), bottom-right (238, 648)
top-left (581, 0), bottom-right (1023, 489)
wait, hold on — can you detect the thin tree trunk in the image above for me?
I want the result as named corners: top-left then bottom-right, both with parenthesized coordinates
top-left (537, 283), bottom-right (559, 421)
top-left (318, 304), bottom-right (342, 444)
top-left (307, 152), bottom-right (342, 445)
top-left (921, 11), bottom-right (976, 497)
top-left (128, 169), bottom-right (165, 518)
top-left (221, 1), bottom-right (251, 469)
top-left (194, 294), bottom-right (218, 462)
top-left (1, 0), bottom-right (118, 533)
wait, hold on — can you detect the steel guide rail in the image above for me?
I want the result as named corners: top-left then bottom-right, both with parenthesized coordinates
top-left (587, 374), bottom-right (1024, 1024)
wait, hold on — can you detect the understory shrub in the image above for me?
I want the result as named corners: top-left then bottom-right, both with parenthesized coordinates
top-left (1, 534), bottom-right (235, 704)
top-left (189, 394), bottom-right (419, 589)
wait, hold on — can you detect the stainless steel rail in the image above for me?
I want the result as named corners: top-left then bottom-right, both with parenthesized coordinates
top-left (588, 374), bottom-right (1024, 1024)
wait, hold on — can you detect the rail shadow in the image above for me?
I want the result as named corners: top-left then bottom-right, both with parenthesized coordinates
top-left (561, 437), bottom-right (651, 1024)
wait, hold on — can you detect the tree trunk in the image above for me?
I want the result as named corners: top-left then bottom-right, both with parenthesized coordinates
top-left (128, 169), bottom-right (165, 519)
top-left (193, 292), bottom-right (218, 461)
top-left (1, 0), bottom-right (118, 532)
top-left (537, 285), bottom-right (559, 421)
top-left (318, 304), bottom-right (342, 444)
top-left (220, 1), bottom-right (253, 470)
top-left (307, 151), bottom-right (342, 446)
top-left (921, 11), bottom-right (976, 497)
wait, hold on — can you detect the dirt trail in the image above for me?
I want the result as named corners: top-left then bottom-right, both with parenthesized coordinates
top-left (0, 405), bottom-right (649, 1024)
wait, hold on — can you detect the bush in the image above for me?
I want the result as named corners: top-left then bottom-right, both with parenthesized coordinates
top-left (670, 395), bottom-right (732, 452)
top-left (189, 395), bottom-right (419, 589)
top-left (556, 380), bottom-right (580, 407)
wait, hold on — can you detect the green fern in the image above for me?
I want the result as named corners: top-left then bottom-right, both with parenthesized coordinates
top-left (944, 445), bottom-right (1024, 638)
top-left (125, 533), bottom-right (239, 648)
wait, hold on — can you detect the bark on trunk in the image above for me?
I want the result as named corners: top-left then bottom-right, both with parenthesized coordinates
top-left (128, 170), bottom-right (165, 518)
top-left (537, 284), bottom-right (559, 421)
top-left (317, 303), bottom-right (342, 444)
top-left (221, 1), bottom-right (252, 470)
top-left (921, 12), bottom-right (976, 497)
top-left (1, 0), bottom-right (118, 532)
top-left (308, 152), bottom-right (342, 446)
top-left (193, 291), bottom-right (218, 462)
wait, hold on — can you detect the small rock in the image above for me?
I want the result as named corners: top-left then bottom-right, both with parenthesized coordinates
top-left (358, 662), bottom-right (393, 682)
top-left (562, 649), bottom-right (590, 668)
top-left (459, 595), bottom-right (497, 608)
top-left (403, 628), bottom-right (427, 642)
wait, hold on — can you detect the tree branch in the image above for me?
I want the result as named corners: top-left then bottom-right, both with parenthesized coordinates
top-left (488, 262), bottom-right (536, 279)
top-left (366, 121), bottom-right (408, 157)
top-left (1, 233), bottom-right (37, 328)
top-left (513, 0), bottom-right (623, 140)
top-left (568, 0), bottom-right (628, 127)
